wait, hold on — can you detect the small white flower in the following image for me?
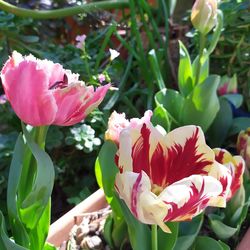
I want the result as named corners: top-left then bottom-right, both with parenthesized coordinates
top-left (109, 49), bottom-right (120, 61)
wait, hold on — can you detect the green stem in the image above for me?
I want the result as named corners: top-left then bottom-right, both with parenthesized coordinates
top-left (0, 0), bottom-right (129, 19)
top-left (152, 224), bottom-right (158, 250)
top-left (194, 33), bottom-right (206, 86)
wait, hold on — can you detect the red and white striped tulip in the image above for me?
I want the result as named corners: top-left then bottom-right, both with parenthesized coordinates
top-left (106, 111), bottom-right (244, 232)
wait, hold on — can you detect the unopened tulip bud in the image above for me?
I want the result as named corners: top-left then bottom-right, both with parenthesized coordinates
top-left (218, 74), bottom-right (237, 96)
top-left (191, 0), bottom-right (218, 35)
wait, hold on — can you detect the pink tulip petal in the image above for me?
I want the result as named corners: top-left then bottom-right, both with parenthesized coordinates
top-left (1, 58), bottom-right (57, 126)
top-left (58, 84), bottom-right (110, 126)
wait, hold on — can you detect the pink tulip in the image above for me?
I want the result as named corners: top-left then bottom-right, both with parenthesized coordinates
top-left (237, 128), bottom-right (250, 169)
top-left (107, 111), bottom-right (244, 232)
top-left (1, 51), bottom-right (110, 126)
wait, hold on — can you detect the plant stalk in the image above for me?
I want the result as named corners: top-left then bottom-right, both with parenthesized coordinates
top-left (0, 0), bottom-right (129, 19)
top-left (194, 33), bottom-right (206, 86)
top-left (152, 224), bottom-right (158, 250)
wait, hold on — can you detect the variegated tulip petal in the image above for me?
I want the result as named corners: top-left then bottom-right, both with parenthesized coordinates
top-left (208, 162), bottom-right (232, 207)
top-left (161, 126), bottom-right (214, 185)
top-left (158, 175), bottom-right (222, 222)
top-left (214, 148), bottom-right (245, 200)
top-left (115, 171), bottom-right (171, 233)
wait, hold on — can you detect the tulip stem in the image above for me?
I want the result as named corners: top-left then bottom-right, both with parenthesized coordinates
top-left (194, 33), bottom-right (206, 86)
top-left (0, 0), bottom-right (129, 19)
top-left (151, 224), bottom-right (158, 250)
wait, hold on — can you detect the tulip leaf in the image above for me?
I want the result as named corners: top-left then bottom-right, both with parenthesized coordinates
top-left (158, 222), bottom-right (179, 250)
top-left (174, 213), bottom-right (203, 250)
top-left (117, 197), bottom-right (151, 250)
top-left (218, 241), bottom-right (230, 250)
top-left (178, 41), bottom-right (193, 96)
top-left (229, 117), bottom-right (250, 136)
top-left (182, 75), bottom-right (220, 132)
top-left (6, 134), bottom-right (30, 247)
top-left (208, 215), bottom-right (238, 240)
top-left (155, 88), bottom-right (184, 127)
top-left (95, 141), bottom-right (123, 218)
top-left (0, 211), bottom-right (28, 250)
top-left (43, 243), bottom-right (57, 250)
top-left (207, 98), bottom-right (233, 147)
top-left (222, 94), bottom-right (243, 108)
top-left (152, 105), bottom-right (171, 132)
top-left (148, 49), bottom-right (165, 91)
top-left (192, 55), bottom-right (209, 85)
top-left (192, 236), bottom-right (224, 250)
top-left (19, 125), bottom-right (54, 230)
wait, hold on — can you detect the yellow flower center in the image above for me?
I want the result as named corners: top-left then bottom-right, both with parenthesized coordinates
top-left (151, 184), bottom-right (164, 196)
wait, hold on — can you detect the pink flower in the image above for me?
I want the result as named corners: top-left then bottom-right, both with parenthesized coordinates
top-left (98, 74), bottom-right (106, 83)
top-left (107, 111), bottom-right (244, 232)
top-left (237, 128), bottom-right (250, 169)
top-left (75, 34), bottom-right (87, 49)
top-left (218, 74), bottom-right (238, 96)
top-left (1, 51), bottom-right (110, 126)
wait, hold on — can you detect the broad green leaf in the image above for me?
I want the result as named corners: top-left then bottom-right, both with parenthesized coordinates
top-left (182, 75), bottom-right (220, 132)
top-left (207, 98), bottom-right (233, 147)
top-left (118, 197), bottom-right (151, 250)
top-left (192, 55), bottom-right (209, 85)
top-left (229, 117), bottom-right (250, 135)
top-left (178, 41), bottom-right (193, 96)
top-left (155, 88), bottom-right (184, 127)
top-left (0, 211), bottom-right (28, 250)
top-left (104, 215), bottom-right (115, 248)
top-left (208, 215), bottom-right (238, 240)
top-left (148, 49), bottom-right (165, 91)
top-left (222, 94), bottom-right (243, 108)
top-left (95, 157), bottom-right (103, 189)
top-left (193, 236), bottom-right (224, 250)
top-left (158, 222), bottom-right (179, 250)
top-left (20, 125), bottom-right (55, 230)
top-left (7, 134), bottom-right (30, 247)
top-left (152, 105), bottom-right (171, 132)
top-left (218, 241), bottom-right (230, 250)
top-left (174, 213), bottom-right (203, 250)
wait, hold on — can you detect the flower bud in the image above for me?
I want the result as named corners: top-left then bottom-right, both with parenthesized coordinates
top-left (237, 128), bottom-right (250, 169)
top-left (218, 74), bottom-right (237, 96)
top-left (191, 0), bottom-right (218, 34)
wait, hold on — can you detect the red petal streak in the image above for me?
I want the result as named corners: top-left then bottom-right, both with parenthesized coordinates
top-left (132, 124), bottom-right (151, 176)
top-left (230, 162), bottom-right (244, 198)
top-left (219, 176), bottom-right (229, 198)
top-left (164, 180), bottom-right (209, 221)
top-left (131, 172), bottom-right (143, 218)
top-left (215, 150), bottom-right (225, 163)
top-left (163, 127), bottom-right (212, 185)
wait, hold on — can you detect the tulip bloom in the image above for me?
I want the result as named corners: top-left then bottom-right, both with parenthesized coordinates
top-left (217, 74), bottom-right (238, 96)
top-left (237, 128), bottom-right (250, 169)
top-left (107, 111), bottom-right (244, 232)
top-left (191, 0), bottom-right (218, 34)
top-left (1, 51), bottom-right (110, 126)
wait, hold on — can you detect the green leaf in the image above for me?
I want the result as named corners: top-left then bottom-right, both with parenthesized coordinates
top-left (118, 197), bottom-right (151, 250)
top-left (208, 215), bottom-right (238, 240)
top-left (174, 213), bottom-right (203, 250)
top-left (152, 105), bottom-right (171, 132)
top-left (193, 236), bottom-right (224, 250)
top-left (158, 222), bottom-right (179, 250)
top-left (222, 94), bottom-right (243, 108)
top-left (0, 211), bottom-right (28, 250)
top-left (43, 242), bottom-right (57, 250)
top-left (20, 125), bottom-right (55, 230)
top-left (7, 134), bottom-right (30, 247)
top-left (19, 35), bottom-right (39, 43)
top-left (155, 88), bottom-right (184, 127)
top-left (148, 49), bottom-right (165, 91)
top-left (229, 117), bottom-right (250, 135)
top-left (104, 215), bottom-right (115, 248)
top-left (207, 98), bottom-right (233, 147)
top-left (182, 75), bottom-right (220, 132)
top-left (218, 241), bottom-right (230, 250)
top-left (192, 55), bottom-right (209, 85)
top-left (178, 41), bottom-right (193, 96)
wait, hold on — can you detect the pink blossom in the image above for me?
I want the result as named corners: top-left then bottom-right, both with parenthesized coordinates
top-left (1, 51), bottom-right (110, 126)
top-left (98, 74), bottom-right (106, 83)
top-left (75, 34), bottom-right (87, 49)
